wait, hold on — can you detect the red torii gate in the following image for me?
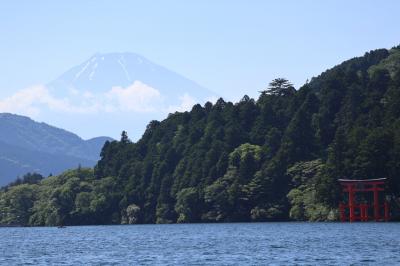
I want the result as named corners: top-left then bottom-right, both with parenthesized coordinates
top-left (339, 178), bottom-right (390, 222)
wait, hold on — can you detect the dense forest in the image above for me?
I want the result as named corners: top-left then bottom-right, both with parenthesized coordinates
top-left (1, 46), bottom-right (400, 226)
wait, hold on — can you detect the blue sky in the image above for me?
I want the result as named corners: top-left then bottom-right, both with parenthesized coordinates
top-left (0, 0), bottom-right (400, 139)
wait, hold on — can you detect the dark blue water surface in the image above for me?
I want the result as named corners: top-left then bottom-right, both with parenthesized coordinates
top-left (1, 223), bottom-right (399, 265)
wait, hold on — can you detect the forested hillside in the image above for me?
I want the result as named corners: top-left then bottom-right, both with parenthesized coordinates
top-left (1, 46), bottom-right (400, 226)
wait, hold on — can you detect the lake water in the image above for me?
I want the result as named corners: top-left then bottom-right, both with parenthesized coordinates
top-left (0, 223), bottom-right (399, 265)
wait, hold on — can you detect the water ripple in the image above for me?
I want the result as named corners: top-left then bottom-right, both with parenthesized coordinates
top-left (0, 223), bottom-right (399, 265)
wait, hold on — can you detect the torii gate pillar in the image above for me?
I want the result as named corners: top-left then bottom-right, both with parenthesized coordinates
top-left (339, 178), bottom-right (390, 222)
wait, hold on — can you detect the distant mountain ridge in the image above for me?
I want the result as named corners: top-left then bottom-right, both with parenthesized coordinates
top-left (0, 113), bottom-right (112, 186)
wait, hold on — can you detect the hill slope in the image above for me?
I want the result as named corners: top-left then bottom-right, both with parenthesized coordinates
top-left (0, 113), bottom-right (112, 186)
top-left (1, 45), bottom-right (400, 226)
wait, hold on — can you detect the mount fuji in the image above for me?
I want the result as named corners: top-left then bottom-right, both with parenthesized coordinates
top-left (41, 52), bottom-right (218, 139)
top-left (48, 52), bottom-right (216, 108)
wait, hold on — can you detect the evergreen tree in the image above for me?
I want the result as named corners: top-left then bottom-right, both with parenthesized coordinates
top-left (261, 78), bottom-right (296, 96)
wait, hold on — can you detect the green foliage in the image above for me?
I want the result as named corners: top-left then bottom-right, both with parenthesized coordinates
top-left (0, 184), bottom-right (38, 225)
top-left (261, 78), bottom-right (296, 96)
top-left (1, 46), bottom-right (400, 225)
top-left (4, 173), bottom-right (44, 189)
top-left (175, 187), bottom-right (200, 223)
top-left (286, 160), bottom-right (337, 221)
top-left (121, 204), bottom-right (141, 224)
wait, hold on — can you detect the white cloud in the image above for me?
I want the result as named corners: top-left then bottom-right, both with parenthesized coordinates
top-left (69, 88), bottom-right (80, 96)
top-left (0, 85), bottom-right (76, 117)
top-left (107, 81), bottom-right (161, 112)
top-left (0, 81), bottom-right (163, 117)
top-left (167, 93), bottom-right (197, 113)
top-left (83, 91), bottom-right (95, 99)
